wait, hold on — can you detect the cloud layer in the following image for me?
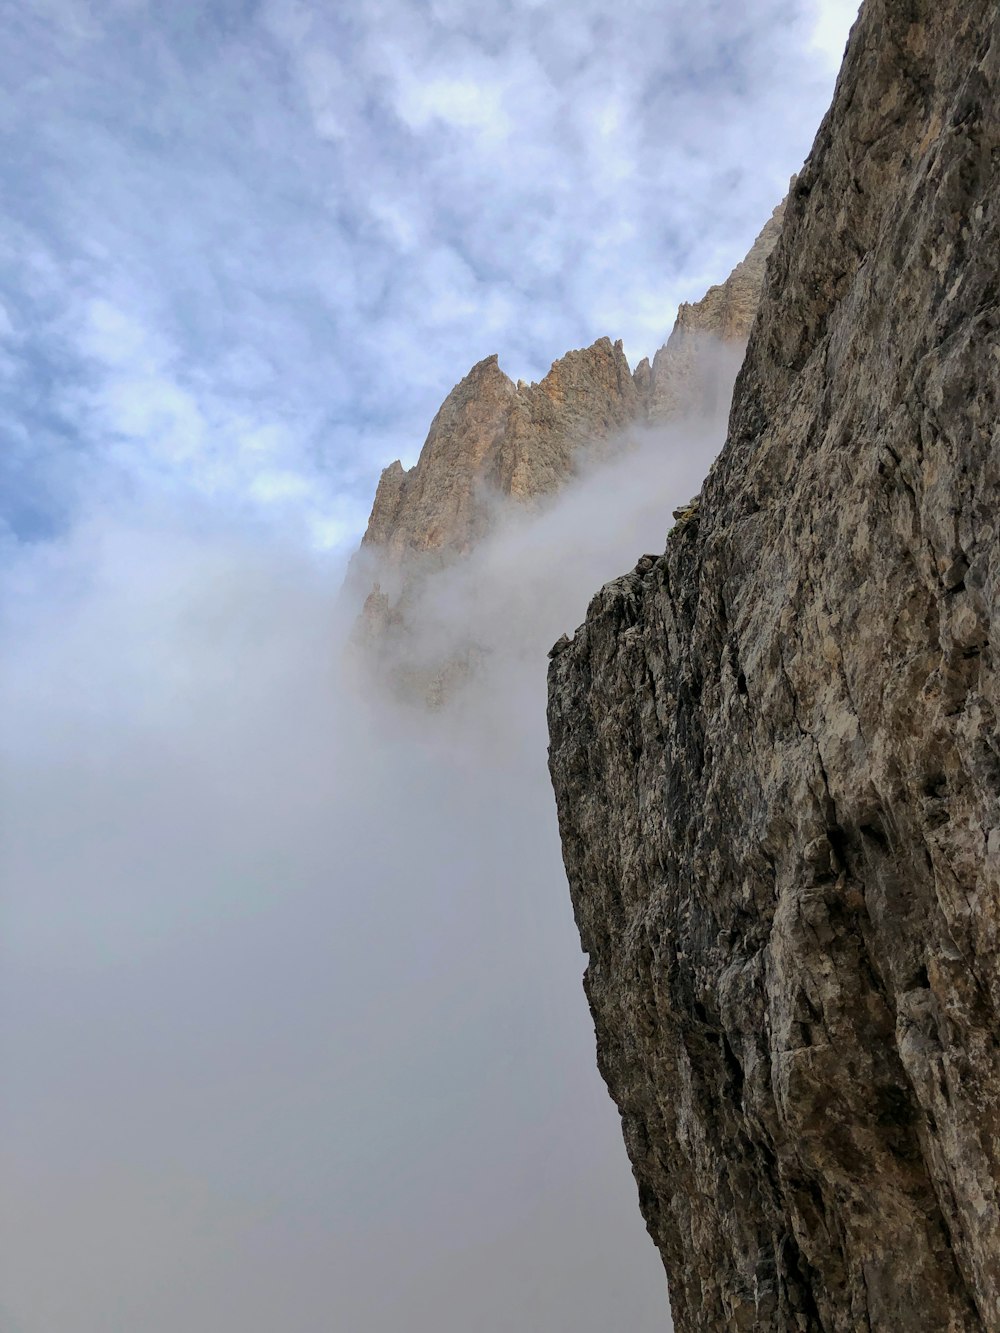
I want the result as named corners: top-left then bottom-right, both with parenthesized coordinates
top-left (1, 395), bottom-right (730, 1331)
top-left (1, 0), bottom-right (857, 549)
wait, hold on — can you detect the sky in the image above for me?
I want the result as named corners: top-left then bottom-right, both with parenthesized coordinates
top-left (0, 2), bottom-right (860, 1330)
top-left (1, 0), bottom-right (858, 553)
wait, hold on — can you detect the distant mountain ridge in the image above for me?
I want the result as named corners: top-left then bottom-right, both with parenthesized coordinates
top-left (349, 199), bottom-right (785, 674)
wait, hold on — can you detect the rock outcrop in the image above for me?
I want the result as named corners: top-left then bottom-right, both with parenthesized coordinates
top-left (360, 339), bottom-right (640, 569)
top-left (348, 337), bottom-right (644, 697)
top-left (547, 1), bottom-right (999, 1329)
top-left (350, 207), bottom-right (785, 694)
top-left (359, 209), bottom-right (784, 580)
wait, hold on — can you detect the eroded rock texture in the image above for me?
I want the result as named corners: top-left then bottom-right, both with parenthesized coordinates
top-left (548, 2), bottom-right (1000, 1330)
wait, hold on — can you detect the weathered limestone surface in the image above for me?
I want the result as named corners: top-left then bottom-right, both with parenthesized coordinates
top-left (548, 2), bottom-right (1000, 1330)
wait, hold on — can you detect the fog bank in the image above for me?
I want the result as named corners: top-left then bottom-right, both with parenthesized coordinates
top-left (0, 386), bottom-right (729, 1330)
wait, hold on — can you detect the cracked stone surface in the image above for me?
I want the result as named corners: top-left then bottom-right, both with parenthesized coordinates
top-left (547, 1), bottom-right (1000, 1329)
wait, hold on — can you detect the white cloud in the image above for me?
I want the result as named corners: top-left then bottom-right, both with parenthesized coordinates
top-left (809, 0), bottom-right (862, 71)
top-left (0, 298), bottom-right (18, 341)
top-left (0, 355), bottom-right (738, 1333)
top-left (79, 297), bottom-right (160, 370)
top-left (0, 0), bottom-right (859, 547)
top-left (395, 75), bottom-right (514, 143)
top-left (248, 468), bottom-right (312, 502)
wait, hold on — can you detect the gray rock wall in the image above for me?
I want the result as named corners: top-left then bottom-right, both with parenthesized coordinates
top-left (547, 1), bottom-right (1000, 1329)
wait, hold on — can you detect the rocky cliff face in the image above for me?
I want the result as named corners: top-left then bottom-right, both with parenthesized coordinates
top-left (547, 1), bottom-right (999, 1330)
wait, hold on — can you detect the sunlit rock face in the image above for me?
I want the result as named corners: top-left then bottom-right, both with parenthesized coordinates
top-left (547, 1), bottom-right (1000, 1329)
top-left (358, 208), bottom-right (784, 575)
top-left (360, 339), bottom-right (641, 565)
top-left (347, 337), bottom-right (642, 698)
top-left (348, 209), bottom-right (784, 701)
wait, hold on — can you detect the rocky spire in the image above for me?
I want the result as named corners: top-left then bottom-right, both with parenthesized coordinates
top-left (643, 198), bottom-right (786, 422)
top-left (352, 204), bottom-right (786, 615)
top-left (358, 338), bottom-right (640, 568)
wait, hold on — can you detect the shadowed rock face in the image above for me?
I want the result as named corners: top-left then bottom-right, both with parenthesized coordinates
top-left (547, 1), bottom-right (1000, 1329)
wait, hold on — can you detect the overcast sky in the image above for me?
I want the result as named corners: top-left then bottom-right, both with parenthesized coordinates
top-left (2, 0), bottom-right (858, 553)
top-left (0, 2), bottom-right (860, 1331)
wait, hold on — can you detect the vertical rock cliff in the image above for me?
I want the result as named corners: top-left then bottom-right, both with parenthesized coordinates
top-left (547, 1), bottom-right (999, 1329)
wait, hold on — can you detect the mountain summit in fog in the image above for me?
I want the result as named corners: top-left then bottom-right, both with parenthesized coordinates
top-left (349, 201), bottom-right (784, 701)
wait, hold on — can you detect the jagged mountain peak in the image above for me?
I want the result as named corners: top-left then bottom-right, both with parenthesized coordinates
top-left (359, 333), bottom-right (641, 565)
top-left (357, 211), bottom-right (784, 579)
